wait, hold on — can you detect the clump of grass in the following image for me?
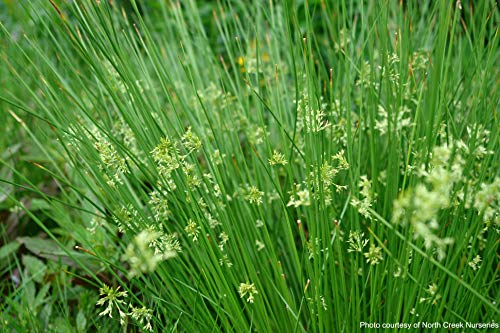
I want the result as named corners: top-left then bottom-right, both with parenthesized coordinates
top-left (1, 0), bottom-right (498, 331)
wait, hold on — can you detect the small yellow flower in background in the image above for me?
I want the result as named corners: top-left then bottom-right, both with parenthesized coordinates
top-left (236, 56), bottom-right (246, 73)
top-left (238, 282), bottom-right (258, 303)
top-left (262, 52), bottom-right (270, 63)
top-left (185, 219), bottom-right (201, 242)
top-left (364, 244), bottom-right (383, 265)
top-left (96, 285), bottom-right (128, 325)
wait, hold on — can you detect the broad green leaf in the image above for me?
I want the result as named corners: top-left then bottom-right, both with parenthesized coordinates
top-left (76, 310), bottom-right (87, 333)
top-left (22, 254), bottom-right (47, 283)
top-left (34, 283), bottom-right (51, 309)
top-left (0, 241), bottom-right (20, 259)
top-left (29, 198), bottom-right (52, 211)
top-left (17, 236), bottom-right (101, 272)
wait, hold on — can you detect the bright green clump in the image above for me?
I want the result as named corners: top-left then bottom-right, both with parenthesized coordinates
top-left (0, 0), bottom-right (498, 332)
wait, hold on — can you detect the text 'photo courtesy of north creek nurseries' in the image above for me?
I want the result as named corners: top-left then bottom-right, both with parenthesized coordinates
top-left (0, 0), bottom-right (498, 332)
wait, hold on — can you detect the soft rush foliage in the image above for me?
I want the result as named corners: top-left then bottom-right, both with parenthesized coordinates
top-left (0, 0), bottom-right (499, 331)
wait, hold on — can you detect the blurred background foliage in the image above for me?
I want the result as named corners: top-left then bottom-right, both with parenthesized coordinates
top-left (0, 0), bottom-right (498, 331)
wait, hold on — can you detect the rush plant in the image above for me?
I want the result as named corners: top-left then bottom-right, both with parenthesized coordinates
top-left (0, 0), bottom-right (498, 331)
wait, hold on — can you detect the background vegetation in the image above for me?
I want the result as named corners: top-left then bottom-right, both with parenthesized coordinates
top-left (0, 0), bottom-right (498, 331)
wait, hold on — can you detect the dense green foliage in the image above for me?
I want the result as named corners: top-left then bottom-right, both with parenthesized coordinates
top-left (1, 0), bottom-right (499, 331)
